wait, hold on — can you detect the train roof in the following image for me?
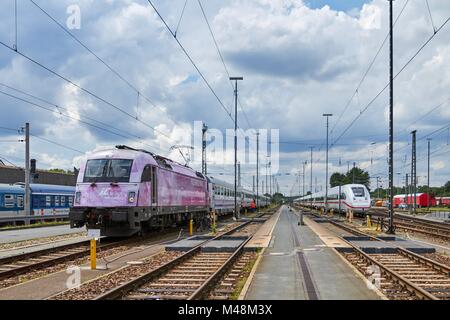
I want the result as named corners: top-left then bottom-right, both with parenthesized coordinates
top-left (296, 184), bottom-right (369, 200)
top-left (0, 183), bottom-right (75, 194)
top-left (206, 176), bottom-right (256, 195)
top-left (82, 146), bottom-right (205, 181)
top-left (393, 193), bottom-right (425, 198)
top-left (30, 184), bottom-right (75, 194)
top-left (0, 184), bottom-right (25, 193)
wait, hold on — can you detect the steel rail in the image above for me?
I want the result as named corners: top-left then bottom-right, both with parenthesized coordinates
top-left (94, 220), bottom-right (254, 300)
top-left (0, 236), bottom-right (142, 281)
top-left (346, 242), bottom-right (439, 300)
top-left (187, 236), bottom-right (251, 300)
top-left (0, 239), bottom-right (91, 280)
top-left (302, 206), bottom-right (448, 300)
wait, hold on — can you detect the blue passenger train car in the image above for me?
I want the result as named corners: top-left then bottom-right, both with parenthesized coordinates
top-left (0, 183), bottom-right (75, 218)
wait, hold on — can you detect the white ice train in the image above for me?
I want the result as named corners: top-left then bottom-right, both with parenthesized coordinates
top-left (295, 184), bottom-right (371, 215)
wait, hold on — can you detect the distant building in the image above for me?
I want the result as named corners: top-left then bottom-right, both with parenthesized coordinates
top-left (0, 164), bottom-right (76, 186)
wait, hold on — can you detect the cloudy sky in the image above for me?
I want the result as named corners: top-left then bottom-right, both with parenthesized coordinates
top-left (0, 0), bottom-right (449, 195)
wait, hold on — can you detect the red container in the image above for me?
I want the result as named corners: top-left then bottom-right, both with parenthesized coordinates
top-left (393, 193), bottom-right (436, 207)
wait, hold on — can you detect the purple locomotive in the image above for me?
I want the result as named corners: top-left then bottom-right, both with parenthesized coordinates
top-left (70, 145), bottom-right (270, 237)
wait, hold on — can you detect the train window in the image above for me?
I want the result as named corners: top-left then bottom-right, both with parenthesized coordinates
top-left (84, 159), bottom-right (108, 181)
top-left (68, 196), bottom-right (73, 206)
top-left (55, 196), bottom-right (60, 207)
top-left (4, 195), bottom-right (15, 208)
top-left (351, 187), bottom-right (365, 197)
top-left (107, 159), bottom-right (133, 181)
top-left (46, 196), bottom-right (51, 207)
top-left (17, 195), bottom-right (24, 208)
top-left (141, 165), bottom-right (152, 182)
top-left (340, 193), bottom-right (346, 200)
top-left (61, 196), bottom-right (66, 206)
top-left (84, 159), bottom-right (133, 183)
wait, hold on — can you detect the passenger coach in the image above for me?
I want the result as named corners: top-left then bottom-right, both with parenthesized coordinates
top-left (70, 145), bottom-right (271, 237)
top-left (0, 183), bottom-right (75, 220)
top-left (295, 184), bottom-right (371, 215)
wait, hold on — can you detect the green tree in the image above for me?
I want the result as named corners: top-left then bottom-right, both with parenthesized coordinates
top-left (445, 181), bottom-right (450, 193)
top-left (346, 167), bottom-right (370, 189)
top-left (48, 168), bottom-right (66, 174)
top-left (48, 168), bottom-right (74, 175)
top-left (330, 172), bottom-right (347, 187)
top-left (272, 192), bottom-right (284, 204)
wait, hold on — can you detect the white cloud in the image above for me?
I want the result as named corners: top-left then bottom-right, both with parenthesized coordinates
top-left (1, 0), bottom-right (450, 192)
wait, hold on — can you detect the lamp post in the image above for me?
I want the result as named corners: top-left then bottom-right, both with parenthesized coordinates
top-left (323, 114), bottom-right (333, 212)
top-left (230, 76), bottom-right (243, 219)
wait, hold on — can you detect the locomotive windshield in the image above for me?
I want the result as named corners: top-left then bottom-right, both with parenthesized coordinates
top-left (84, 159), bottom-right (133, 183)
top-left (351, 187), bottom-right (365, 197)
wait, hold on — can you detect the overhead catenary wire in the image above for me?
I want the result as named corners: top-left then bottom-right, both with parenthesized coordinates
top-left (0, 83), bottom-right (162, 147)
top-left (330, 15), bottom-right (450, 149)
top-left (331, 0), bottom-right (410, 135)
top-left (0, 40), bottom-right (174, 145)
top-left (0, 154), bottom-right (21, 168)
top-left (28, 0), bottom-right (182, 129)
top-left (145, 0), bottom-right (234, 124)
top-left (0, 88), bottom-right (166, 154)
top-left (174, 0), bottom-right (189, 38)
top-left (0, 125), bottom-right (85, 154)
top-left (425, 0), bottom-right (436, 33)
top-left (196, 0), bottom-right (253, 138)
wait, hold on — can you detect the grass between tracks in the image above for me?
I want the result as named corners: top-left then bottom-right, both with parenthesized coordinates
top-left (230, 252), bottom-right (260, 300)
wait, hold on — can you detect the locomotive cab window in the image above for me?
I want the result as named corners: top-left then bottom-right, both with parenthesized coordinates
top-left (84, 159), bottom-right (133, 183)
top-left (141, 165), bottom-right (152, 182)
top-left (351, 187), bottom-right (365, 197)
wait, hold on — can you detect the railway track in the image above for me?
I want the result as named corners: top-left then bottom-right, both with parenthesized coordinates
top-left (343, 248), bottom-right (450, 300)
top-left (95, 219), bottom-right (262, 300)
top-left (302, 207), bottom-right (450, 300)
top-left (369, 209), bottom-right (450, 241)
top-left (0, 238), bottom-right (121, 281)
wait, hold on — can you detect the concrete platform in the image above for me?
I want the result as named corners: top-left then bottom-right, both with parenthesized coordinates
top-left (244, 207), bottom-right (381, 300)
top-left (165, 235), bottom-right (211, 251)
top-left (0, 236), bottom-right (90, 259)
top-left (343, 236), bottom-right (436, 254)
top-left (202, 236), bottom-right (248, 252)
top-left (0, 225), bottom-right (85, 244)
top-left (245, 208), bottom-right (282, 249)
top-left (303, 216), bottom-right (351, 249)
top-left (0, 232), bottom-right (180, 300)
top-left (165, 235), bottom-right (248, 252)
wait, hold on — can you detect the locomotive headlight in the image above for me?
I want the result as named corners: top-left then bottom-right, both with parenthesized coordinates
top-left (128, 192), bottom-right (136, 203)
top-left (75, 192), bottom-right (81, 204)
